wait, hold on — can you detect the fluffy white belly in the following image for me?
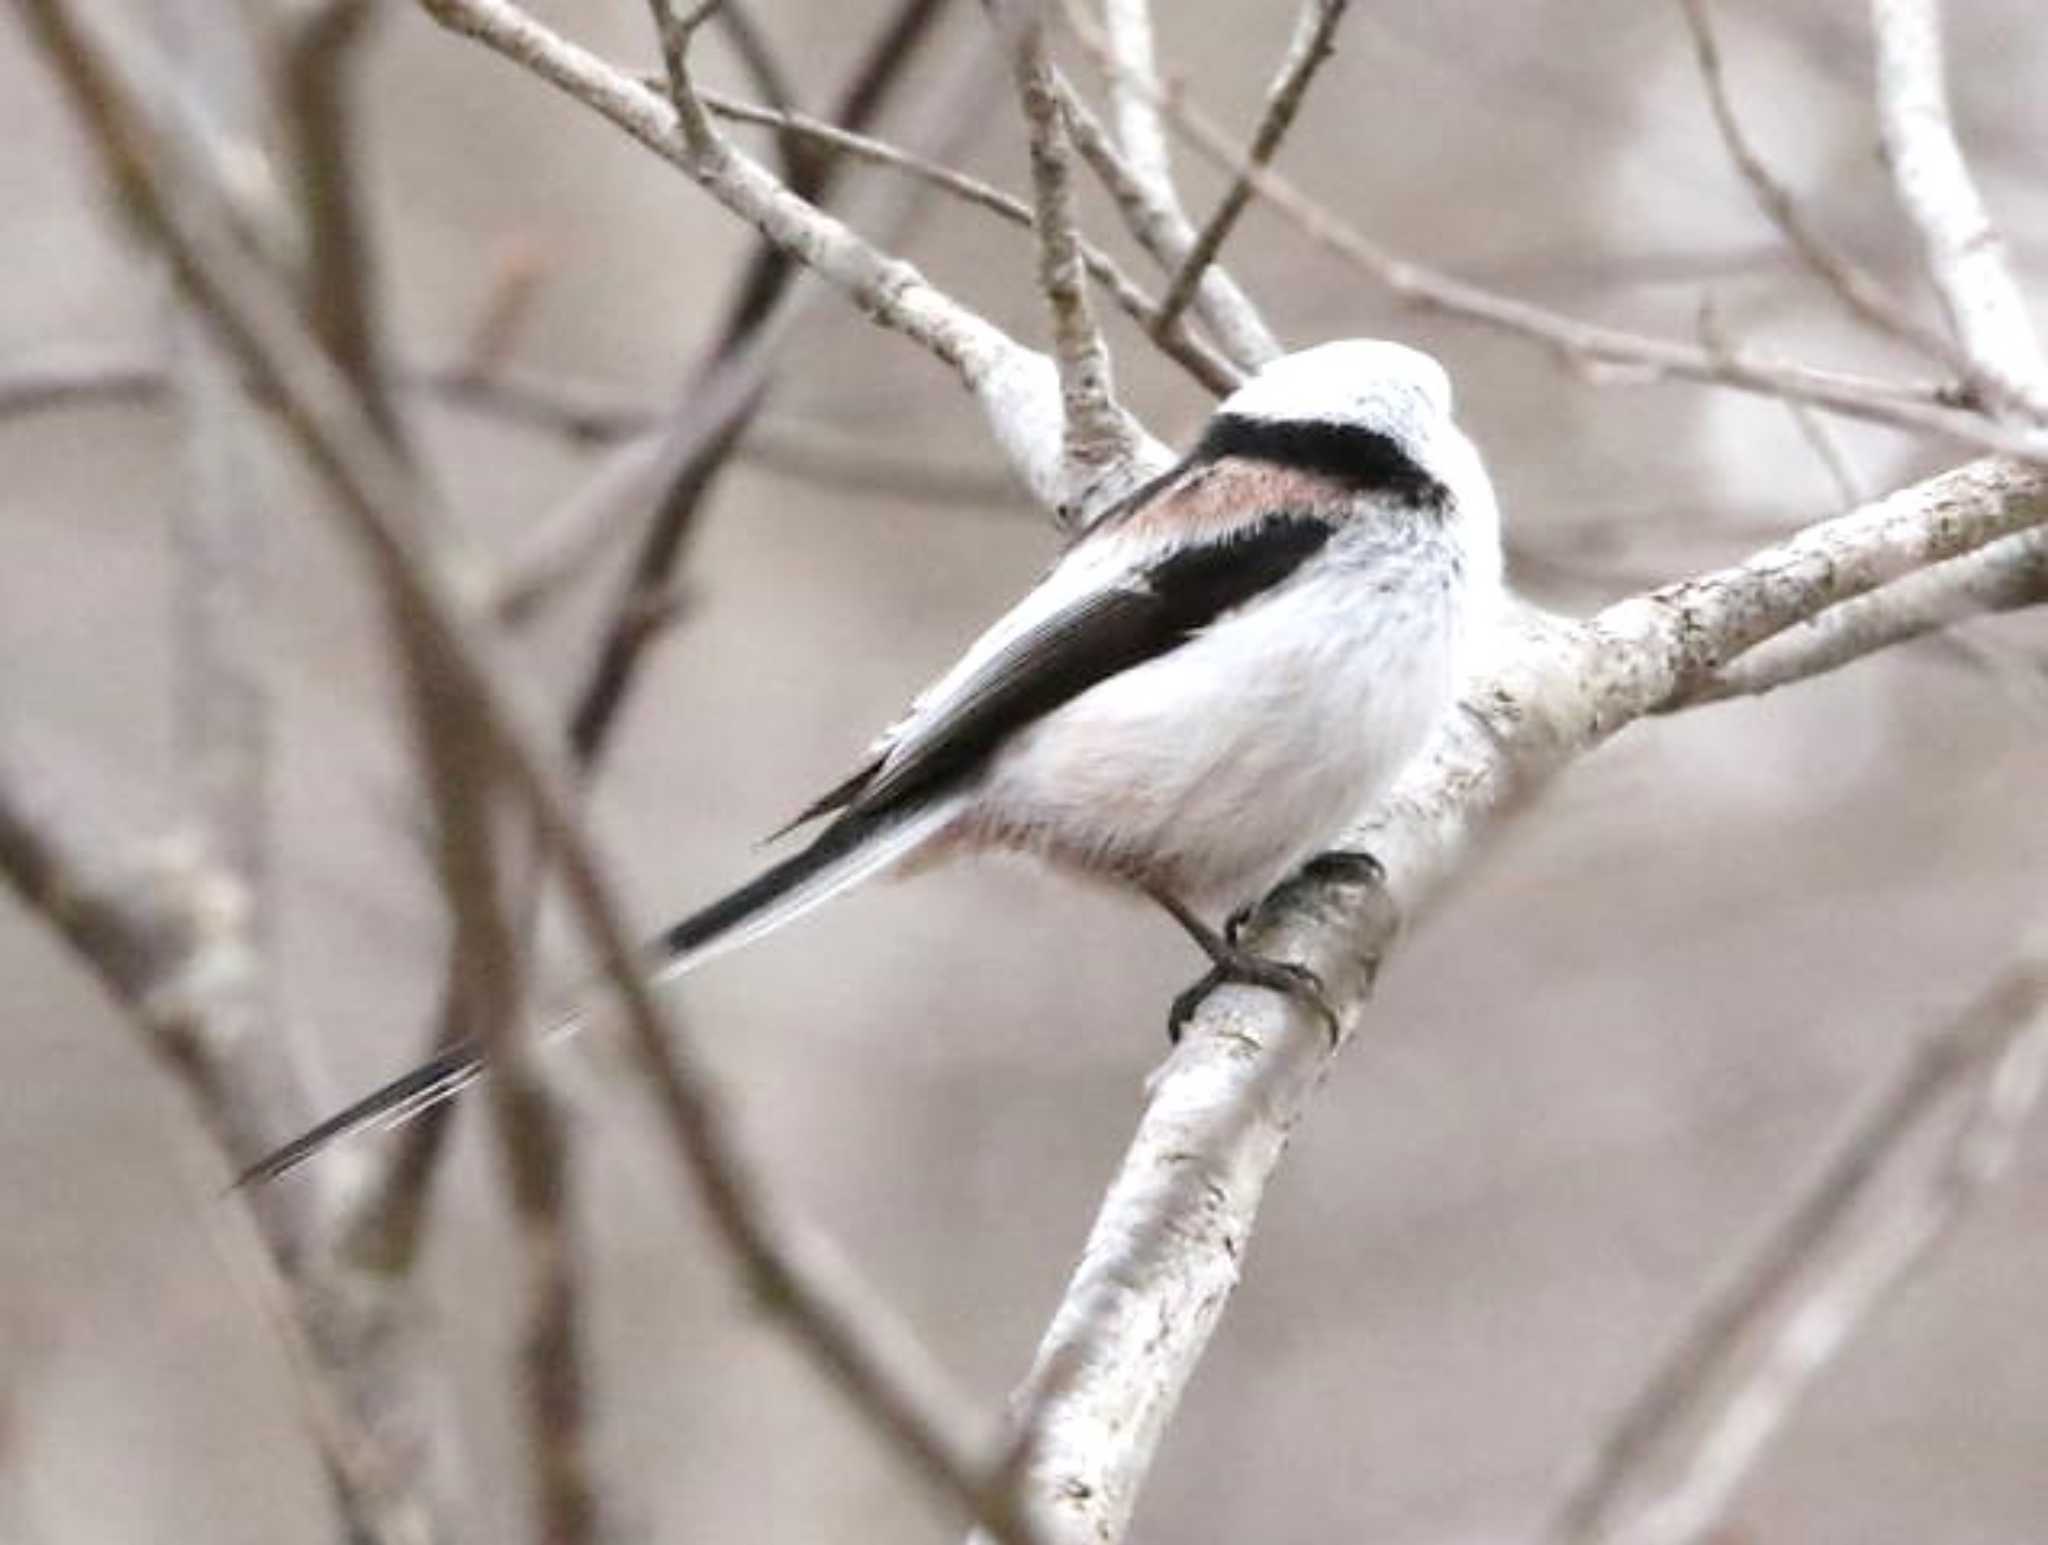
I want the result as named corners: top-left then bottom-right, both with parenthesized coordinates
top-left (970, 554), bottom-right (1459, 911)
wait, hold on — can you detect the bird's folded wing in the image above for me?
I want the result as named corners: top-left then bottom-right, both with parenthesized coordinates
top-left (845, 508), bottom-right (1337, 818)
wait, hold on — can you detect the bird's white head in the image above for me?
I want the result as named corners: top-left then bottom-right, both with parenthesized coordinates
top-left (1222, 338), bottom-right (1453, 445)
top-left (1195, 337), bottom-right (1501, 618)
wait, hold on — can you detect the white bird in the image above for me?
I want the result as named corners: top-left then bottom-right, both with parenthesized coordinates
top-left (244, 338), bottom-right (1502, 1184)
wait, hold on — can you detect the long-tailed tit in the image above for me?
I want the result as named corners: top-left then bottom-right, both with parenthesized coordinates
top-left (245, 338), bottom-right (1503, 1183)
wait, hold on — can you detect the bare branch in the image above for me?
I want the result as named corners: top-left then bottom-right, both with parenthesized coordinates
top-left (1871, 0), bottom-right (2048, 411)
top-left (15, 6), bottom-right (1041, 1537)
top-left (1150, 0), bottom-right (1348, 340)
top-left (1542, 950), bottom-right (2048, 1545)
top-left (1677, 0), bottom-right (1964, 378)
top-left (985, 455), bottom-right (2048, 1542)
top-left (1060, 4), bottom-right (2048, 465)
top-left (1679, 522), bottom-right (2048, 704)
top-left (1099, 0), bottom-right (1172, 201)
top-left (1010, 9), bottom-right (1144, 517)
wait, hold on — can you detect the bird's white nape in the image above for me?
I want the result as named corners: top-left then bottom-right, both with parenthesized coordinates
top-left (1218, 338), bottom-right (1453, 434)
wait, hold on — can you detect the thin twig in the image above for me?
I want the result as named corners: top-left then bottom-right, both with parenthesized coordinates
top-left (1055, 72), bottom-right (1280, 370)
top-left (1870, 0), bottom-right (2048, 417)
top-left (1010, 8), bottom-right (1144, 518)
top-left (1150, 0), bottom-right (1348, 340)
top-left (1541, 951), bottom-right (2048, 1545)
top-left (1677, 0), bottom-right (1962, 377)
top-left (708, 0), bottom-right (811, 181)
top-left (1781, 399), bottom-right (1863, 508)
top-left (690, 86), bottom-right (1239, 391)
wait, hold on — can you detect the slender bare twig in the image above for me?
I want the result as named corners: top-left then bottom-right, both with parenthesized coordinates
top-left (1780, 399), bottom-right (1864, 509)
top-left (17, 8), bottom-right (1043, 1538)
top-left (1541, 951), bottom-right (2048, 1545)
top-left (1059, 1), bottom-right (2048, 465)
top-left (1871, 0), bottom-right (2048, 415)
top-left (1676, 0), bottom-right (1963, 378)
top-left (708, 0), bottom-right (814, 182)
top-left (690, 86), bottom-right (1239, 391)
top-left (1076, 0), bottom-right (1283, 368)
top-left (1678, 522), bottom-right (2048, 704)
top-left (1150, 0), bottom-right (1348, 340)
top-left (983, 455), bottom-right (2048, 1543)
top-left (1009, 9), bottom-right (1144, 518)
top-left (1055, 75), bottom-right (1280, 371)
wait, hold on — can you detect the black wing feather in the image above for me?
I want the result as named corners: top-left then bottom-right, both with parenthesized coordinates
top-left (843, 513), bottom-right (1335, 818)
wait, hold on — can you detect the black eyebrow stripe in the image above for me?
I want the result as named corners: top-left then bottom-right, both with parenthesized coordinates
top-left (1195, 413), bottom-right (1448, 505)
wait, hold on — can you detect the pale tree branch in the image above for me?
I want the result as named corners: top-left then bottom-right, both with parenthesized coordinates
top-left (1009, 8), bottom-right (1145, 518)
top-left (15, 5), bottom-right (1043, 1538)
top-left (1099, 0), bottom-right (1172, 204)
top-left (1677, 0), bottom-right (1965, 381)
top-left (979, 457), bottom-right (2048, 1544)
top-left (1150, 0), bottom-right (1347, 340)
top-left (1541, 947), bottom-right (2048, 1545)
top-left (1678, 522), bottom-right (2048, 704)
top-left (1871, 0), bottom-right (2048, 414)
top-left (1059, 2), bottom-right (2048, 464)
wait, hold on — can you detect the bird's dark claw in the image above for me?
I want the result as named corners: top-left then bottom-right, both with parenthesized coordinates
top-left (1166, 949), bottom-right (1337, 1045)
top-left (1299, 849), bottom-right (1385, 887)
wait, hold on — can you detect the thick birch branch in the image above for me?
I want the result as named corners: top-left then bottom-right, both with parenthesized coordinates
top-left (1683, 522), bottom-right (2048, 704)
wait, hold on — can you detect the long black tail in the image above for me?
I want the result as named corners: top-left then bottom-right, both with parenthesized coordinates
top-left (235, 799), bottom-right (958, 1187)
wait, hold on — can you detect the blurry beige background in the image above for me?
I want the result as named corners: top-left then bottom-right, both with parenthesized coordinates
top-left (4, 1), bottom-right (2047, 1541)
